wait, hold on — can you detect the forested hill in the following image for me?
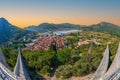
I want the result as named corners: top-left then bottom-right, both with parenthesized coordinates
top-left (0, 17), bottom-right (36, 44)
top-left (24, 23), bottom-right (82, 33)
top-left (83, 22), bottom-right (120, 37)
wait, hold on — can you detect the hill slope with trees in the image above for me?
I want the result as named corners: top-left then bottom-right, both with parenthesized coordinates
top-left (0, 18), bottom-right (37, 47)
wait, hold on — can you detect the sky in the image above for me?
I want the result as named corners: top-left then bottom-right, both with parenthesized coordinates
top-left (0, 0), bottom-right (120, 28)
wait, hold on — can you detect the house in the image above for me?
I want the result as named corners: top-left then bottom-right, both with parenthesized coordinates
top-left (78, 41), bottom-right (90, 46)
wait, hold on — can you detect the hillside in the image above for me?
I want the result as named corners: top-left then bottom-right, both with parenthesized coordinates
top-left (0, 17), bottom-right (19, 44)
top-left (24, 23), bottom-right (81, 33)
top-left (0, 17), bottom-right (37, 45)
top-left (83, 22), bottom-right (120, 37)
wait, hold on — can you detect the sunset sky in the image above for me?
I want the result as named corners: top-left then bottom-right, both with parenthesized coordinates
top-left (0, 0), bottom-right (120, 28)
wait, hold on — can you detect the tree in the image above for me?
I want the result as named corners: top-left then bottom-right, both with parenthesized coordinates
top-left (57, 47), bottom-right (71, 65)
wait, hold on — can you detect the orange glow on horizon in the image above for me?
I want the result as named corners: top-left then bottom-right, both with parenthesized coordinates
top-left (4, 13), bottom-right (120, 28)
top-left (8, 18), bottom-right (120, 28)
top-left (1, 9), bottom-right (120, 28)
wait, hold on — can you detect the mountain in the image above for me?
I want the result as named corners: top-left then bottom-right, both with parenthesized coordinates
top-left (0, 17), bottom-right (36, 44)
top-left (24, 23), bottom-right (81, 33)
top-left (0, 17), bottom-right (19, 44)
top-left (83, 22), bottom-right (120, 37)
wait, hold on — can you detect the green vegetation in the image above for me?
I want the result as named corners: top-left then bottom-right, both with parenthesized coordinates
top-left (2, 31), bottom-right (120, 79)
top-left (2, 29), bottom-right (38, 49)
top-left (2, 48), bottom-right (18, 71)
top-left (23, 50), bottom-right (56, 78)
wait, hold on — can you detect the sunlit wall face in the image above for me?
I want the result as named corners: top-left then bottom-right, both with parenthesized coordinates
top-left (0, 0), bottom-right (120, 28)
